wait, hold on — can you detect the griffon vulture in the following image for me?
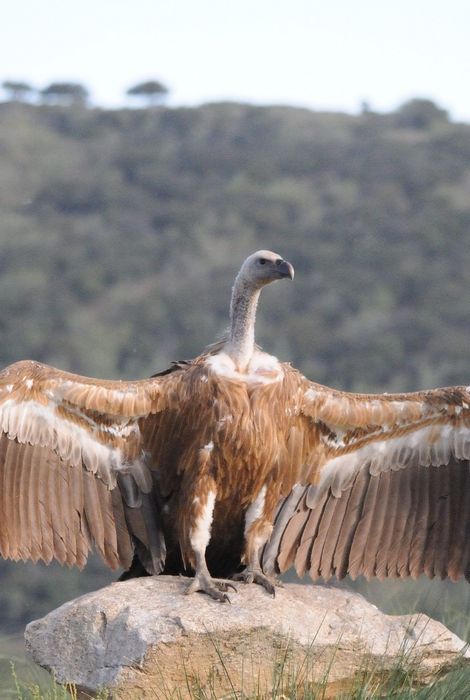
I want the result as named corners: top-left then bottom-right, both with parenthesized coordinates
top-left (0, 250), bottom-right (469, 602)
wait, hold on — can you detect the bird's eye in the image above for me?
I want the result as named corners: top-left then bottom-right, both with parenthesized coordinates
top-left (259, 258), bottom-right (267, 265)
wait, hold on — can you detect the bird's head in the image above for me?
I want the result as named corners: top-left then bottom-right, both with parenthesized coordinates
top-left (239, 250), bottom-right (294, 289)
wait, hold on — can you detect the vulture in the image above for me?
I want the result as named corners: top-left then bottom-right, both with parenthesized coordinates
top-left (0, 250), bottom-right (469, 603)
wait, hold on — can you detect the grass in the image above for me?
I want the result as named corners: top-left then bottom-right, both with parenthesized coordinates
top-left (0, 635), bottom-right (55, 700)
top-left (2, 645), bottom-right (470, 699)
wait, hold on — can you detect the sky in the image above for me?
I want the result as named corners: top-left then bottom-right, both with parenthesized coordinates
top-left (2, 0), bottom-right (470, 120)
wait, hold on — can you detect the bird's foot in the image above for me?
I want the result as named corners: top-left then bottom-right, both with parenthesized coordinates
top-left (186, 573), bottom-right (236, 603)
top-left (232, 568), bottom-right (282, 597)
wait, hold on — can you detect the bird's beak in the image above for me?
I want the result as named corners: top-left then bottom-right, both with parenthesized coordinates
top-left (278, 260), bottom-right (295, 280)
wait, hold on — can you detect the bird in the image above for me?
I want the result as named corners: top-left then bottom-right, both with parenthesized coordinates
top-left (0, 250), bottom-right (469, 603)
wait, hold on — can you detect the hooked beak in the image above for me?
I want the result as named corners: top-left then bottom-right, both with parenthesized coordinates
top-left (278, 260), bottom-right (295, 280)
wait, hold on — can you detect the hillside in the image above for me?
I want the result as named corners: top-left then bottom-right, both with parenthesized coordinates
top-left (0, 99), bottom-right (469, 633)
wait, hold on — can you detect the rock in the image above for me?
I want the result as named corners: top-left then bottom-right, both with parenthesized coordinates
top-left (25, 576), bottom-right (469, 699)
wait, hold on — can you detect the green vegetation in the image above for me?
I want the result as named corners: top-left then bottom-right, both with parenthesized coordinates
top-left (0, 98), bottom-right (469, 694)
top-left (1, 99), bottom-right (468, 390)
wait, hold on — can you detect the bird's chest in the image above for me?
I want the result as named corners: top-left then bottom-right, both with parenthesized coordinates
top-left (205, 384), bottom-right (287, 505)
top-left (150, 362), bottom-right (291, 514)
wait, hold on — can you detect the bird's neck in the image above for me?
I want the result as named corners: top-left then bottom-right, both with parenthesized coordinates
top-left (225, 275), bottom-right (261, 371)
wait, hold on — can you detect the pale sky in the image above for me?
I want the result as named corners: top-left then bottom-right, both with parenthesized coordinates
top-left (2, 0), bottom-right (470, 120)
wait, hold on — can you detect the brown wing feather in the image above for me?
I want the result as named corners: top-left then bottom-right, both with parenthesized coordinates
top-left (295, 502), bottom-right (324, 577)
top-left (422, 465), bottom-right (441, 579)
top-left (334, 465), bottom-right (371, 580)
top-left (408, 465), bottom-right (430, 579)
top-left (346, 469), bottom-right (379, 580)
top-left (36, 445), bottom-right (55, 563)
top-left (317, 480), bottom-right (353, 580)
top-left (310, 491), bottom-right (341, 579)
top-left (268, 458), bottom-right (470, 582)
top-left (434, 463), bottom-right (451, 580)
top-left (386, 462), bottom-right (412, 578)
top-left (263, 372), bottom-right (470, 584)
top-left (0, 433), bottom-right (168, 571)
top-left (374, 467), bottom-right (401, 580)
top-left (448, 462), bottom-right (470, 581)
top-left (0, 358), bottom-right (187, 572)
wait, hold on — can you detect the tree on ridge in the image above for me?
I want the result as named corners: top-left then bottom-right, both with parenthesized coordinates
top-left (2, 81), bottom-right (35, 102)
top-left (126, 80), bottom-right (169, 106)
top-left (40, 82), bottom-right (89, 106)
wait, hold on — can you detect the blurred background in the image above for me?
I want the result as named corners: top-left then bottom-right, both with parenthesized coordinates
top-left (0, 0), bottom-right (470, 688)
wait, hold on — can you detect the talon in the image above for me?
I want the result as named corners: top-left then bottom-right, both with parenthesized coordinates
top-left (218, 580), bottom-right (238, 593)
top-left (233, 571), bottom-right (254, 584)
top-left (234, 568), bottom-right (281, 595)
top-left (186, 573), bottom-right (232, 602)
top-left (213, 579), bottom-right (237, 593)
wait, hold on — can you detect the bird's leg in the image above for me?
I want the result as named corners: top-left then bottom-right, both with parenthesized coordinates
top-left (185, 488), bottom-right (235, 602)
top-left (186, 550), bottom-right (235, 603)
top-left (234, 488), bottom-right (282, 596)
top-left (234, 528), bottom-right (282, 596)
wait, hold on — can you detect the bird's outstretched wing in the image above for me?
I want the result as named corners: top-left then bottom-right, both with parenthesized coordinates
top-left (263, 377), bottom-right (470, 583)
top-left (0, 360), bottom-right (176, 572)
